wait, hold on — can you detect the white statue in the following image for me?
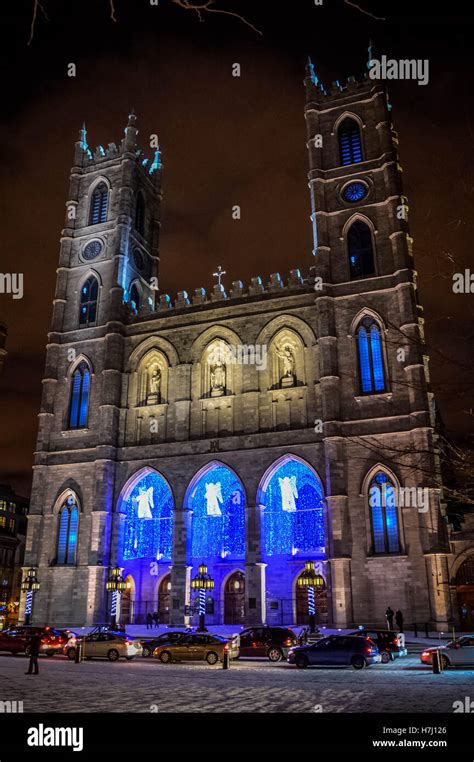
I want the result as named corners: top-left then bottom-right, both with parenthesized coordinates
top-left (275, 345), bottom-right (296, 387)
top-left (135, 485), bottom-right (154, 519)
top-left (279, 475), bottom-right (298, 512)
top-left (149, 367), bottom-right (161, 396)
top-left (210, 360), bottom-right (226, 396)
top-left (205, 481), bottom-right (223, 516)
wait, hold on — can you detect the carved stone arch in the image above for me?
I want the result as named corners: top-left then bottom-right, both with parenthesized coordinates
top-left (255, 314), bottom-right (316, 349)
top-left (256, 452), bottom-right (325, 507)
top-left (116, 465), bottom-right (176, 514)
top-left (361, 462), bottom-right (401, 496)
top-left (79, 267), bottom-right (103, 288)
top-left (51, 485), bottom-right (83, 516)
top-left (189, 325), bottom-right (243, 364)
top-left (135, 349), bottom-right (169, 406)
top-left (361, 463), bottom-right (405, 554)
top-left (341, 212), bottom-right (377, 240)
top-left (350, 307), bottom-right (386, 337)
top-left (86, 174), bottom-right (112, 203)
top-left (66, 353), bottom-right (93, 379)
top-left (184, 459), bottom-right (248, 509)
top-left (128, 336), bottom-right (180, 371)
top-left (269, 328), bottom-right (305, 390)
top-left (333, 110), bottom-right (365, 135)
top-left (450, 547), bottom-right (474, 585)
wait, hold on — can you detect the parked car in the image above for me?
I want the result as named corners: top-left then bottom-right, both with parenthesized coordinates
top-left (152, 633), bottom-right (238, 664)
top-left (0, 626), bottom-right (67, 656)
top-left (347, 629), bottom-right (407, 663)
top-left (140, 631), bottom-right (188, 657)
top-left (65, 631), bottom-right (142, 661)
top-left (236, 626), bottom-right (297, 662)
top-left (420, 634), bottom-right (474, 669)
top-left (287, 635), bottom-right (381, 669)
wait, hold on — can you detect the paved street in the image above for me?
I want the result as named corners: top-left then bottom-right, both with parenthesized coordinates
top-left (0, 653), bottom-right (472, 714)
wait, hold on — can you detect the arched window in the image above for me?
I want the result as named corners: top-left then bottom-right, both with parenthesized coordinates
top-left (338, 117), bottom-right (363, 165)
top-left (119, 469), bottom-right (174, 562)
top-left (89, 182), bottom-right (108, 225)
top-left (368, 471), bottom-right (400, 554)
top-left (130, 283), bottom-right (140, 315)
top-left (57, 496), bottom-right (79, 565)
top-left (357, 316), bottom-right (386, 394)
top-left (68, 361), bottom-right (91, 429)
top-left (259, 456), bottom-right (325, 557)
top-left (79, 275), bottom-right (99, 327)
top-left (187, 463), bottom-right (246, 560)
top-left (347, 219), bottom-right (375, 278)
top-left (135, 192), bottom-right (146, 237)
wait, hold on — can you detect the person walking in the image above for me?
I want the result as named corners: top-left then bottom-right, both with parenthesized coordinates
top-left (153, 611), bottom-right (160, 629)
top-left (395, 609), bottom-right (404, 633)
top-left (25, 632), bottom-right (42, 675)
top-left (385, 606), bottom-right (394, 630)
top-left (146, 612), bottom-right (153, 630)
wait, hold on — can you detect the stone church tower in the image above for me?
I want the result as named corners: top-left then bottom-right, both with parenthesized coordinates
top-left (21, 68), bottom-right (454, 631)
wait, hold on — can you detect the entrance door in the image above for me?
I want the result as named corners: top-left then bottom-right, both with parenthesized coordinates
top-left (295, 573), bottom-right (328, 625)
top-left (158, 574), bottom-right (171, 625)
top-left (224, 571), bottom-right (245, 625)
top-left (120, 575), bottom-right (135, 624)
top-left (456, 557), bottom-right (474, 632)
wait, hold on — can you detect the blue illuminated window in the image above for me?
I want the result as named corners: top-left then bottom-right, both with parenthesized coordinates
top-left (260, 457), bottom-right (325, 557)
top-left (343, 182), bottom-right (367, 203)
top-left (368, 471), bottom-right (400, 554)
top-left (89, 182), bottom-right (108, 225)
top-left (130, 283), bottom-right (140, 315)
top-left (79, 275), bottom-right (99, 327)
top-left (188, 464), bottom-right (246, 561)
top-left (338, 118), bottom-right (363, 166)
top-left (57, 496), bottom-right (79, 565)
top-left (68, 361), bottom-right (91, 429)
top-left (357, 316), bottom-right (386, 394)
top-left (121, 469), bottom-right (173, 561)
top-left (348, 220), bottom-right (375, 278)
top-left (135, 192), bottom-right (146, 237)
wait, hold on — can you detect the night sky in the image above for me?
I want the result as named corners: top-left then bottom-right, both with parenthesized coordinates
top-left (1, 1), bottom-right (473, 496)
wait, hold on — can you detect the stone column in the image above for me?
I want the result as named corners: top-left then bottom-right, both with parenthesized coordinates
top-left (169, 508), bottom-right (192, 626)
top-left (245, 504), bottom-right (266, 624)
top-left (328, 558), bottom-right (353, 627)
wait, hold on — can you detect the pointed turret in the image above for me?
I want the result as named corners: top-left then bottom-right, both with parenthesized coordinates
top-left (123, 109), bottom-right (138, 152)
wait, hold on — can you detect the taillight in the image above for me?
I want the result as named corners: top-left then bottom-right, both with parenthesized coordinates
top-left (283, 638), bottom-right (292, 647)
top-left (224, 643), bottom-right (229, 652)
top-left (365, 646), bottom-right (376, 654)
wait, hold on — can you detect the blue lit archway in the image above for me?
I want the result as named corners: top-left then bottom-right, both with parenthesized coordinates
top-left (258, 455), bottom-right (325, 557)
top-left (187, 462), bottom-right (246, 560)
top-left (118, 468), bottom-right (173, 562)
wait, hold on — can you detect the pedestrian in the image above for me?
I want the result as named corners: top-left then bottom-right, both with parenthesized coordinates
top-left (25, 632), bottom-right (42, 675)
top-left (395, 609), bottom-right (404, 633)
top-left (153, 611), bottom-right (160, 629)
top-left (146, 612), bottom-right (153, 630)
top-left (385, 606), bottom-right (394, 630)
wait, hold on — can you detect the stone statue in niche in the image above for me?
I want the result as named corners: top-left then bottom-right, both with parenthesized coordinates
top-left (275, 345), bottom-right (296, 387)
top-left (147, 365), bottom-right (161, 405)
top-left (210, 359), bottom-right (226, 397)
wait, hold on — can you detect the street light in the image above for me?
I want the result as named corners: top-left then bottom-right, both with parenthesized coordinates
top-left (106, 567), bottom-right (126, 628)
top-left (21, 568), bottom-right (41, 625)
top-left (297, 561), bottom-right (324, 633)
top-left (191, 563), bottom-right (214, 632)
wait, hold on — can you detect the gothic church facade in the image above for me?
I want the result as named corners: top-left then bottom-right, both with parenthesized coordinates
top-left (22, 67), bottom-right (454, 630)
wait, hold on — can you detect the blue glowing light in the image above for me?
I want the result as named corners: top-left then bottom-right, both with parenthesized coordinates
top-left (370, 472), bottom-right (400, 554)
top-left (121, 471), bottom-right (173, 561)
top-left (339, 118), bottom-right (363, 165)
top-left (69, 362), bottom-right (90, 429)
top-left (343, 182), bottom-right (367, 203)
top-left (57, 499), bottom-right (78, 564)
top-left (261, 458), bottom-right (325, 557)
top-left (358, 320), bottom-right (386, 394)
top-left (149, 148), bottom-right (162, 175)
top-left (189, 465), bottom-right (246, 560)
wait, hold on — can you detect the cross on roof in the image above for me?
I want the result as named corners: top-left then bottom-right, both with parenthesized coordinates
top-left (212, 266), bottom-right (226, 287)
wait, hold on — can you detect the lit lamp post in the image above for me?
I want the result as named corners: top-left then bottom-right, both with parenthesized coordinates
top-left (191, 564), bottom-right (214, 632)
top-left (21, 568), bottom-right (41, 625)
top-left (297, 561), bottom-right (323, 634)
top-left (106, 567), bottom-right (126, 629)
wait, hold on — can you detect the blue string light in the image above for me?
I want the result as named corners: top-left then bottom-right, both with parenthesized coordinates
top-left (261, 458), bottom-right (325, 557)
top-left (122, 471), bottom-right (173, 561)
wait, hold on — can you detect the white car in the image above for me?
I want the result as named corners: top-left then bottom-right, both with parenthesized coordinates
top-left (420, 634), bottom-right (474, 668)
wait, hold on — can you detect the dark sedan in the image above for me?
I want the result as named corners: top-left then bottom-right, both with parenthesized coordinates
top-left (347, 629), bottom-right (407, 663)
top-left (140, 631), bottom-right (188, 657)
top-left (287, 635), bottom-right (381, 669)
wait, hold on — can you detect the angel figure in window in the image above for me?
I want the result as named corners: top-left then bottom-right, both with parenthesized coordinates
top-left (279, 475), bottom-right (298, 512)
top-left (205, 481), bottom-right (223, 516)
top-left (135, 485), bottom-right (154, 519)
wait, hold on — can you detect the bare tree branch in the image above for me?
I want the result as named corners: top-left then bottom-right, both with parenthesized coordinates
top-left (344, 0), bottom-right (386, 21)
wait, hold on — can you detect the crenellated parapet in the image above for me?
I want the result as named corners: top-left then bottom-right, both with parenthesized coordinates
top-left (149, 268), bottom-right (313, 316)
